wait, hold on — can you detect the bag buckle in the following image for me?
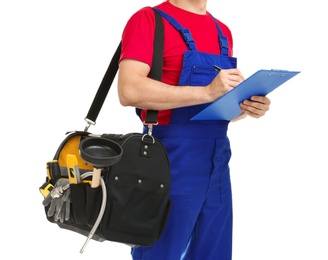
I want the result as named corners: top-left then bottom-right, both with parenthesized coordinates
top-left (84, 118), bottom-right (96, 132)
top-left (143, 121), bottom-right (158, 137)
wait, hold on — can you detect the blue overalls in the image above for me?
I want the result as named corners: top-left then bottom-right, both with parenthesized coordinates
top-left (132, 9), bottom-right (238, 260)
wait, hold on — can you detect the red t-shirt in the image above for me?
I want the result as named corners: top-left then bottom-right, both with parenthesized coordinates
top-left (120, 1), bottom-right (234, 124)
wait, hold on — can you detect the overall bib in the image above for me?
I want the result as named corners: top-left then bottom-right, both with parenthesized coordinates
top-left (132, 9), bottom-right (238, 260)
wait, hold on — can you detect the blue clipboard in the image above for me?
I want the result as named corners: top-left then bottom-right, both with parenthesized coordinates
top-left (191, 69), bottom-right (300, 121)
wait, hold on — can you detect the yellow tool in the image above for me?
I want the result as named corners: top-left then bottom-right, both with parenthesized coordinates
top-left (39, 182), bottom-right (54, 197)
top-left (66, 154), bottom-right (81, 184)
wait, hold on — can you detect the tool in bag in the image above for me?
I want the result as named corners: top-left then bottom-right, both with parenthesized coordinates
top-left (40, 8), bottom-right (171, 253)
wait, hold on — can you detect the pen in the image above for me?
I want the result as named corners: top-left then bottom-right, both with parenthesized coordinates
top-left (213, 65), bottom-right (222, 72)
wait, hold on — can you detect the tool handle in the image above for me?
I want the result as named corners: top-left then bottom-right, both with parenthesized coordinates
top-left (91, 168), bottom-right (101, 188)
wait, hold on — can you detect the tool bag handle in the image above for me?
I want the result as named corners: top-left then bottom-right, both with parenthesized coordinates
top-left (84, 8), bottom-right (164, 131)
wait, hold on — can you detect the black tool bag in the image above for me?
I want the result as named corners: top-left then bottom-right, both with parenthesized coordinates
top-left (43, 130), bottom-right (171, 249)
top-left (40, 8), bottom-right (171, 252)
top-left (100, 133), bottom-right (171, 244)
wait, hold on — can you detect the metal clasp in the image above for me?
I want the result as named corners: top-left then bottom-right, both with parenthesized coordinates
top-left (84, 118), bottom-right (96, 132)
top-left (142, 121), bottom-right (158, 137)
top-left (147, 123), bottom-right (154, 136)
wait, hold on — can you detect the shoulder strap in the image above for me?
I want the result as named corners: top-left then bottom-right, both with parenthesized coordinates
top-left (84, 8), bottom-right (164, 131)
top-left (154, 8), bottom-right (229, 55)
top-left (153, 8), bottom-right (196, 51)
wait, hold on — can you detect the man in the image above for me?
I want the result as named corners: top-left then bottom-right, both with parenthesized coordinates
top-left (118, 1), bottom-right (271, 259)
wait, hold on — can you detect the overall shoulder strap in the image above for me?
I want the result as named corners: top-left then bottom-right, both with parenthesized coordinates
top-left (84, 8), bottom-right (164, 131)
top-left (153, 8), bottom-right (196, 51)
top-left (208, 13), bottom-right (229, 56)
top-left (154, 8), bottom-right (229, 55)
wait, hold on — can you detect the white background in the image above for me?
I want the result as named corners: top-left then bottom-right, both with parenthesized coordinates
top-left (1, 0), bottom-right (327, 259)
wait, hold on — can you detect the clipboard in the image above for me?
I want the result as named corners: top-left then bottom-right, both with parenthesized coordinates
top-left (191, 69), bottom-right (300, 121)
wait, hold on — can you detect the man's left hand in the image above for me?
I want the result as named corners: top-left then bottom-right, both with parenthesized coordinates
top-left (240, 96), bottom-right (271, 118)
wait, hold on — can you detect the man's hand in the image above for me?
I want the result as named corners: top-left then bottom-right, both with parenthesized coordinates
top-left (208, 68), bottom-right (245, 101)
top-left (240, 96), bottom-right (271, 118)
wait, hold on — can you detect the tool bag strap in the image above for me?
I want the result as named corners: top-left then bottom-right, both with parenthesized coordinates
top-left (84, 8), bottom-right (164, 131)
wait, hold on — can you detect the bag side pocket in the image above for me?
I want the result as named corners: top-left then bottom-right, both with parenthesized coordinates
top-left (85, 185), bottom-right (102, 227)
top-left (70, 183), bottom-right (87, 225)
top-left (101, 182), bottom-right (170, 246)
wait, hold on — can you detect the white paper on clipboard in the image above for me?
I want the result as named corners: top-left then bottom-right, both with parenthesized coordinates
top-left (191, 69), bottom-right (300, 121)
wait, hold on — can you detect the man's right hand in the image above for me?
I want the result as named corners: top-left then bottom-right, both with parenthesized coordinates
top-left (207, 68), bottom-right (245, 101)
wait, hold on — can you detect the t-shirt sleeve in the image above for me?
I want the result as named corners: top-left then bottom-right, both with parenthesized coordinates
top-left (119, 7), bottom-right (156, 67)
